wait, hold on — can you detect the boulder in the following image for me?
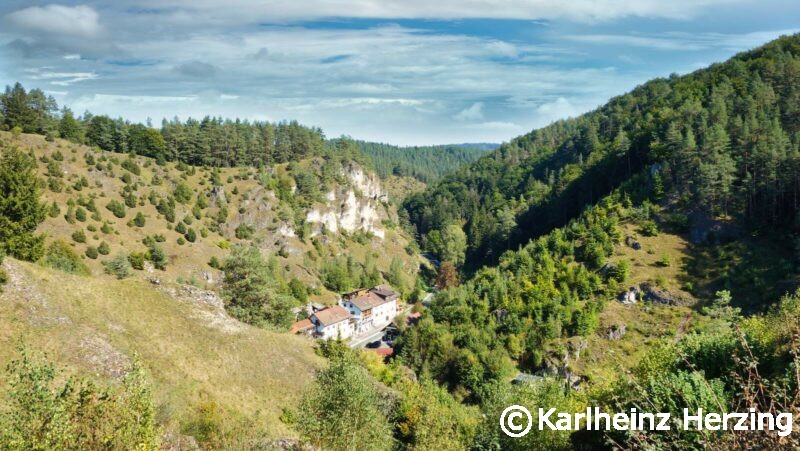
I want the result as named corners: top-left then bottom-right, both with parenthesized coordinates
top-left (605, 324), bottom-right (626, 340)
top-left (640, 282), bottom-right (694, 306)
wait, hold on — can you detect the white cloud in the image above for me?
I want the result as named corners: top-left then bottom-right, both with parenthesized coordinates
top-left (533, 97), bottom-right (597, 127)
top-left (25, 67), bottom-right (97, 86)
top-left (132, 0), bottom-right (745, 23)
top-left (565, 28), bottom-right (800, 52)
top-left (6, 5), bottom-right (102, 38)
top-left (455, 102), bottom-right (484, 121)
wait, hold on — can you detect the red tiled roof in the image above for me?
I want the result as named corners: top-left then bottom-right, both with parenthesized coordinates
top-left (290, 319), bottom-right (313, 334)
top-left (370, 347), bottom-right (394, 359)
top-left (312, 305), bottom-right (352, 327)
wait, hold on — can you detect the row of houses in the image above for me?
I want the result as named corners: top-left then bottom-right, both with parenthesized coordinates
top-left (291, 284), bottom-right (400, 340)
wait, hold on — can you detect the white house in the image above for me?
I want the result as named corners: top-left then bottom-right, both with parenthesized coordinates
top-left (341, 284), bottom-right (399, 334)
top-left (309, 305), bottom-right (354, 339)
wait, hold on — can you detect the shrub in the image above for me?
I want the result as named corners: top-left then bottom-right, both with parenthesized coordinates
top-left (124, 192), bottom-right (137, 208)
top-left (103, 253), bottom-right (132, 279)
top-left (174, 182), bottom-right (193, 204)
top-left (47, 201), bottom-right (60, 218)
top-left (42, 240), bottom-right (89, 275)
top-left (640, 220), bottom-right (659, 237)
top-left (85, 246), bottom-right (99, 259)
top-left (185, 228), bottom-right (197, 243)
top-left (128, 252), bottom-right (146, 270)
top-left (101, 222), bottom-right (113, 234)
top-left (64, 205), bottom-right (76, 224)
top-left (235, 224), bottom-right (254, 240)
top-left (146, 242), bottom-right (167, 270)
top-left (0, 346), bottom-right (158, 449)
top-left (98, 241), bottom-right (110, 255)
top-left (71, 230), bottom-right (86, 243)
top-left (75, 207), bottom-right (87, 222)
top-left (131, 211), bottom-right (146, 228)
top-left (106, 200), bottom-right (126, 218)
top-left (174, 221), bottom-right (187, 234)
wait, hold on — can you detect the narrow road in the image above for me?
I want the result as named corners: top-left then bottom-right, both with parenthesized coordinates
top-left (349, 328), bottom-right (386, 348)
top-left (349, 294), bottom-right (433, 348)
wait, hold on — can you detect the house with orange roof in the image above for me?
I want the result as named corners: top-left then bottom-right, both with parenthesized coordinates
top-left (309, 305), bottom-right (355, 339)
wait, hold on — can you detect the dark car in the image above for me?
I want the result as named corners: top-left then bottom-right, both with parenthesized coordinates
top-left (366, 340), bottom-right (382, 348)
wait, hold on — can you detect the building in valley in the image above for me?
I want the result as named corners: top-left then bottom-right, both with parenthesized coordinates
top-left (309, 305), bottom-right (354, 339)
top-left (291, 284), bottom-right (400, 340)
top-left (341, 284), bottom-right (399, 334)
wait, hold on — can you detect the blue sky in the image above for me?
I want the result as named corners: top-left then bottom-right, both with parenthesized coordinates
top-left (0, 1), bottom-right (798, 145)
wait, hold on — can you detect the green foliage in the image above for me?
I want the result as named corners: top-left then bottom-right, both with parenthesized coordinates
top-left (185, 227), bottom-right (197, 243)
top-left (640, 220), bottom-right (658, 237)
top-left (74, 206), bottom-right (86, 222)
top-left (0, 346), bottom-right (158, 450)
top-left (41, 240), bottom-right (89, 275)
top-left (105, 199), bottom-right (126, 219)
top-left (85, 246), bottom-right (98, 259)
top-left (143, 238), bottom-right (167, 270)
top-left (405, 34), bottom-right (800, 271)
top-left (288, 278), bottom-right (309, 303)
top-left (294, 354), bottom-right (394, 451)
top-left (71, 229), bottom-right (86, 244)
top-left (398, 198), bottom-right (621, 394)
top-left (234, 223), bottom-right (254, 240)
top-left (174, 182), bottom-right (193, 204)
top-left (473, 379), bottom-right (579, 450)
top-left (0, 145), bottom-right (46, 261)
top-left (1, 82), bottom-right (57, 134)
top-left (423, 223), bottom-right (467, 268)
top-left (58, 108), bottom-right (83, 142)
top-left (356, 141), bottom-right (494, 183)
top-left (103, 253), bottom-right (131, 279)
top-left (127, 252), bottom-right (145, 271)
top-left (221, 245), bottom-right (295, 328)
top-left (131, 211), bottom-right (146, 228)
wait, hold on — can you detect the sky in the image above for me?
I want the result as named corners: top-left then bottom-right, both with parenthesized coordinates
top-left (0, 1), bottom-right (798, 146)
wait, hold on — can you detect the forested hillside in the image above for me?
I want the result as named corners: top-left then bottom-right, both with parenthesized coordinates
top-left (384, 33), bottom-right (800, 449)
top-left (405, 34), bottom-right (800, 274)
top-left (356, 141), bottom-right (495, 183)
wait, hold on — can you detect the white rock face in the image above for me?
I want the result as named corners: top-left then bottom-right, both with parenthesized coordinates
top-left (346, 164), bottom-right (388, 201)
top-left (304, 163), bottom-right (387, 238)
top-left (306, 208), bottom-right (339, 234)
top-left (278, 224), bottom-right (296, 237)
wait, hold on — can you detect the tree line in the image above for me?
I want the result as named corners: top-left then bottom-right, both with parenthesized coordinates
top-left (0, 82), bottom-right (326, 167)
top-left (356, 141), bottom-right (494, 183)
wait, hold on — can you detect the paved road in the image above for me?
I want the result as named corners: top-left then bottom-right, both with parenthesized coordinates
top-left (349, 327), bottom-right (387, 348)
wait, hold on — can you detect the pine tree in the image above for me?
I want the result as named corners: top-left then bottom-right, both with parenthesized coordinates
top-left (0, 145), bottom-right (46, 260)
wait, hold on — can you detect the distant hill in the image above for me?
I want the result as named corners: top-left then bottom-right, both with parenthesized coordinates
top-left (355, 141), bottom-right (496, 183)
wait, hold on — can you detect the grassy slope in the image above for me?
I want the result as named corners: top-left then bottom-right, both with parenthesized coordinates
top-left (3, 131), bottom-right (419, 305)
top-left (0, 258), bottom-right (322, 439)
top-left (549, 193), bottom-right (800, 388)
top-left (563, 219), bottom-right (707, 388)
